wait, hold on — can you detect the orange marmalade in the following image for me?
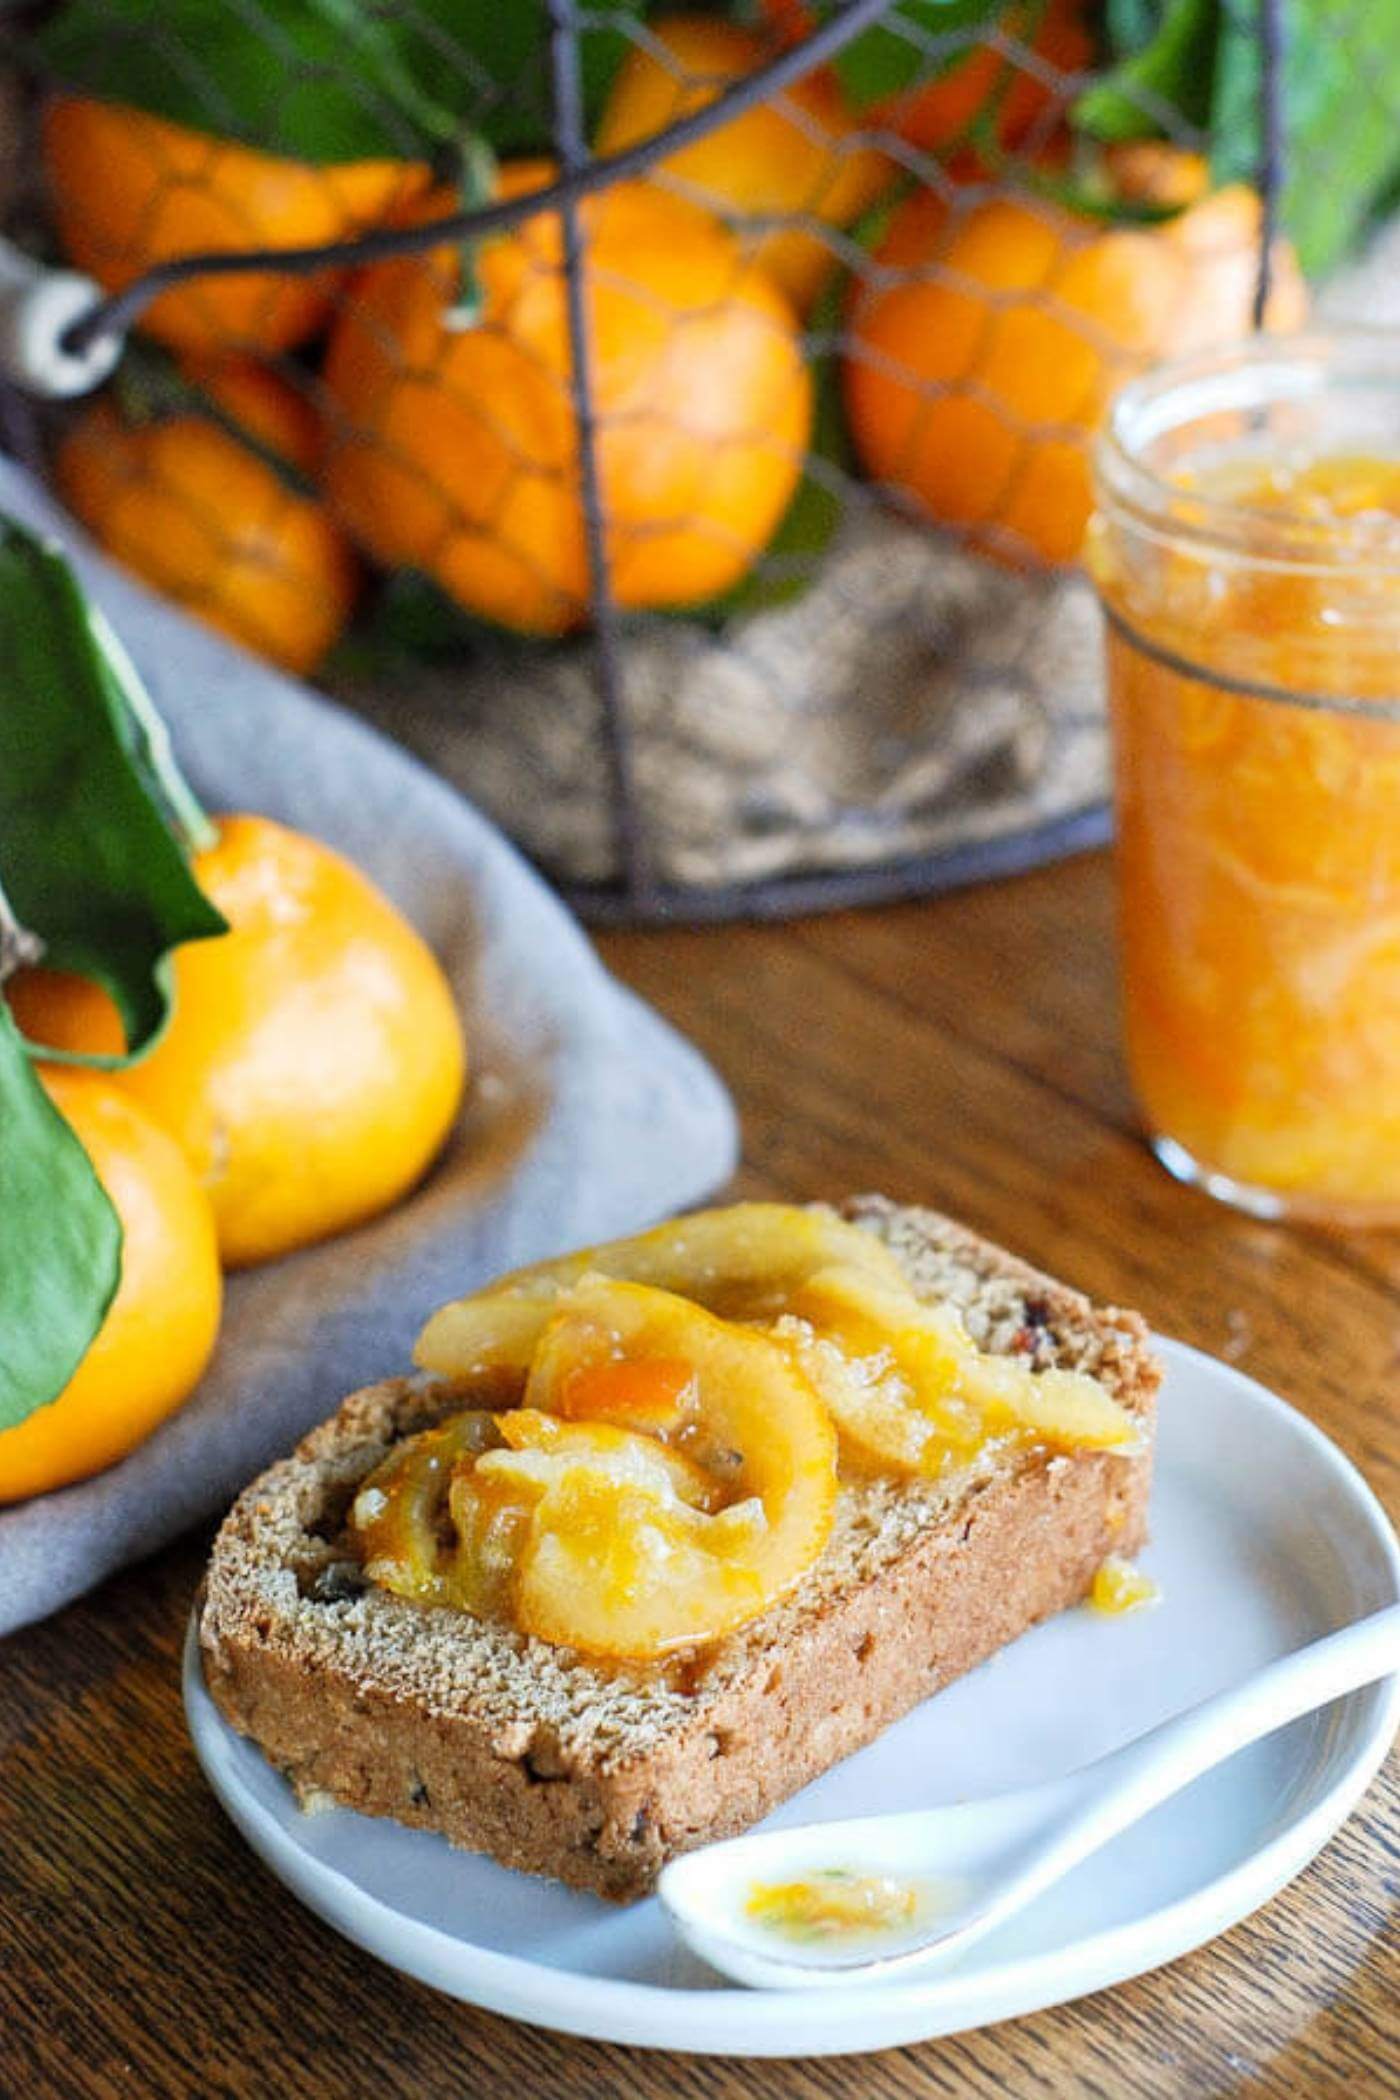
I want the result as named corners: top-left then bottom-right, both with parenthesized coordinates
top-left (351, 1206), bottom-right (1140, 1660)
top-left (1092, 336), bottom-right (1400, 1224)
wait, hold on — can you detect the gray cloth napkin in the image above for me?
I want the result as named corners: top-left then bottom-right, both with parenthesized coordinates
top-left (0, 460), bottom-right (738, 1636)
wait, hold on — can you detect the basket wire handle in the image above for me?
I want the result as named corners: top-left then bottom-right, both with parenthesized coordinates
top-left (1253, 0), bottom-right (1286, 330)
top-left (0, 236), bottom-right (120, 399)
top-left (546, 0), bottom-right (654, 904)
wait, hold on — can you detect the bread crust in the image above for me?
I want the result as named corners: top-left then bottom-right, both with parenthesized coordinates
top-left (200, 1199), bottom-right (1159, 1899)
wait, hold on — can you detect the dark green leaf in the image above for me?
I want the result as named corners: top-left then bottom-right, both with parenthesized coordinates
top-left (31, 0), bottom-right (460, 162)
top-left (1078, 1), bottom-right (1400, 274)
top-left (326, 566), bottom-right (518, 674)
top-left (1103, 0), bottom-right (1167, 53)
top-left (397, 0), bottom-right (649, 156)
top-left (1073, 0), bottom-right (1217, 143)
top-left (1211, 0), bottom-right (1400, 276)
top-left (0, 1003), bottom-right (122, 1432)
top-left (829, 0), bottom-right (1014, 115)
top-left (0, 519), bottom-right (227, 1061)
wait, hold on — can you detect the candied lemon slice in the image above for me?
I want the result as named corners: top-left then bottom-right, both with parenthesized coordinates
top-left (502, 1276), bottom-right (837, 1656)
top-left (483, 1408), bottom-right (724, 1512)
top-left (443, 1464), bottom-right (536, 1618)
top-left (350, 1410), bottom-right (502, 1606)
top-left (554, 1353), bottom-right (696, 1434)
top-left (413, 1204), bottom-right (907, 1380)
top-left (515, 1474), bottom-right (772, 1658)
top-left (524, 1305), bottom-right (698, 1438)
top-left (777, 1320), bottom-right (996, 1478)
top-left (356, 1276), bottom-right (838, 1659)
top-left (785, 1264), bottom-right (1141, 1476)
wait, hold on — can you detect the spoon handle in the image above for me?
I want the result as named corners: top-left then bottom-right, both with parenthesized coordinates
top-left (1045, 1601), bottom-right (1400, 1883)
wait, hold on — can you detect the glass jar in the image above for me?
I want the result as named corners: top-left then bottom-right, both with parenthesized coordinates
top-left (1090, 332), bottom-right (1400, 1226)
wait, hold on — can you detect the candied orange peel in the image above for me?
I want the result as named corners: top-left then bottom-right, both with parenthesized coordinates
top-left (356, 1270), bottom-right (838, 1658)
top-left (351, 1207), bottom-right (1139, 1658)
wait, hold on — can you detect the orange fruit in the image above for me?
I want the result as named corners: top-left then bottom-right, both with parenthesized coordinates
top-left (321, 165), bottom-right (813, 634)
top-left (41, 96), bottom-right (428, 355)
top-left (183, 354), bottom-right (326, 474)
top-left (843, 158), bottom-right (1307, 565)
top-left (0, 1068), bottom-right (221, 1503)
top-left (595, 14), bottom-right (891, 313)
top-left (9, 814), bottom-right (467, 1269)
top-left (764, 0), bottom-right (1092, 159)
top-left (54, 373), bottom-right (359, 675)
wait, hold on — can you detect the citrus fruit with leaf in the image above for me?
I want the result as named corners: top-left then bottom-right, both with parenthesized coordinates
top-left (595, 14), bottom-right (891, 314)
top-left (843, 152), bottom-right (1307, 565)
top-left (11, 815), bottom-right (467, 1269)
top-left (764, 0), bottom-right (1091, 160)
top-left (54, 370), bottom-right (359, 675)
top-left (0, 1068), bottom-right (221, 1502)
top-left (41, 96), bottom-right (428, 355)
top-left (321, 165), bottom-right (813, 634)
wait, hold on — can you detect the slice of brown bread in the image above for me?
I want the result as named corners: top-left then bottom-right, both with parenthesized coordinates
top-left (199, 1197), bottom-right (1160, 1900)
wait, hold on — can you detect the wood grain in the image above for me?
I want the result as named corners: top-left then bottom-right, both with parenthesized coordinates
top-left (2, 850), bottom-right (1396, 2098)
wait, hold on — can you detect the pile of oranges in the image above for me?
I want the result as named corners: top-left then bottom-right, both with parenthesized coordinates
top-left (1, 813), bottom-right (466, 1503)
top-left (40, 9), bottom-right (1304, 654)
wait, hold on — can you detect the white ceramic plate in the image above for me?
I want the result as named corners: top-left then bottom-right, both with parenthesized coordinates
top-left (185, 1338), bottom-right (1400, 2058)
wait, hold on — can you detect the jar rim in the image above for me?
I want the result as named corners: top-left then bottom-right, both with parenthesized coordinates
top-left (1094, 328), bottom-right (1400, 576)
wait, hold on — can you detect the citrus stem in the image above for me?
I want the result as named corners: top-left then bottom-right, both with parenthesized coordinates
top-left (442, 133), bottom-right (499, 330)
top-left (88, 608), bottom-right (218, 856)
top-left (0, 873), bottom-right (43, 986)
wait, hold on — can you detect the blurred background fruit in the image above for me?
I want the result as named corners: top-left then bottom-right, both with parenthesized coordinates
top-left (595, 13), bottom-right (891, 313)
top-left (41, 96), bottom-right (428, 354)
top-left (764, 0), bottom-right (1092, 159)
top-left (887, 0), bottom-right (1091, 156)
top-left (843, 151), bottom-right (1308, 564)
top-left (11, 0), bottom-right (1400, 916)
top-left (0, 1068), bottom-right (221, 1501)
top-left (10, 815), bottom-right (467, 1268)
top-left (322, 166), bottom-right (814, 633)
top-left (54, 367), bottom-right (359, 674)
top-left (184, 353), bottom-right (328, 470)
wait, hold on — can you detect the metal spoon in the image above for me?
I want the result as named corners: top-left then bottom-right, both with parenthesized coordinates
top-left (658, 1601), bottom-right (1400, 1991)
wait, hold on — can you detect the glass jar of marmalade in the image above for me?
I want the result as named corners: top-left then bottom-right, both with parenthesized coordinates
top-left (1091, 333), bottom-right (1400, 1225)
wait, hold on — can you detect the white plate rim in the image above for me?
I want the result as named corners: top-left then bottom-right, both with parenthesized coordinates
top-left (184, 1336), bottom-right (1400, 2058)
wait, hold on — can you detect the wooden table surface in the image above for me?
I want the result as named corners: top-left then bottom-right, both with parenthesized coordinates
top-left (3, 850), bottom-right (1397, 2099)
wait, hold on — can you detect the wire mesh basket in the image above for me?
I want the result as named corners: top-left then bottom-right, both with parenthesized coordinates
top-left (1, 0), bottom-right (1397, 921)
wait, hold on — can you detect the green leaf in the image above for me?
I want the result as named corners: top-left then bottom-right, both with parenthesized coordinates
top-left (829, 0), bottom-right (1015, 115)
top-left (1073, 0), bottom-right (1217, 143)
top-left (327, 566), bottom-right (521, 674)
top-left (396, 0), bottom-right (649, 156)
top-left (1103, 0), bottom-right (1167, 51)
top-left (1077, 1), bottom-right (1400, 275)
top-left (0, 519), bottom-right (227, 1061)
top-left (31, 0), bottom-right (461, 163)
top-left (0, 1003), bottom-right (122, 1433)
top-left (1211, 1), bottom-right (1400, 276)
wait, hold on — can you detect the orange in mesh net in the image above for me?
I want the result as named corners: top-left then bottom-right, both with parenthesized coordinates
top-left (41, 96), bottom-right (427, 355)
top-left (764, 0), bottom-right (1092, 159)
top-left (843, 150), bottom-right (1308, 566)
top-left (596, 13), bottom-right (891, 315)
top-left (54, 362), bottom-right (359, 674)
top-left (320, 164), bottom-right (813, 636)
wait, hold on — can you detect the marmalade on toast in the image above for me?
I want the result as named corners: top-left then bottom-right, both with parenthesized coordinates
top-left (348, 1206), bottom-right (1141, 1659)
